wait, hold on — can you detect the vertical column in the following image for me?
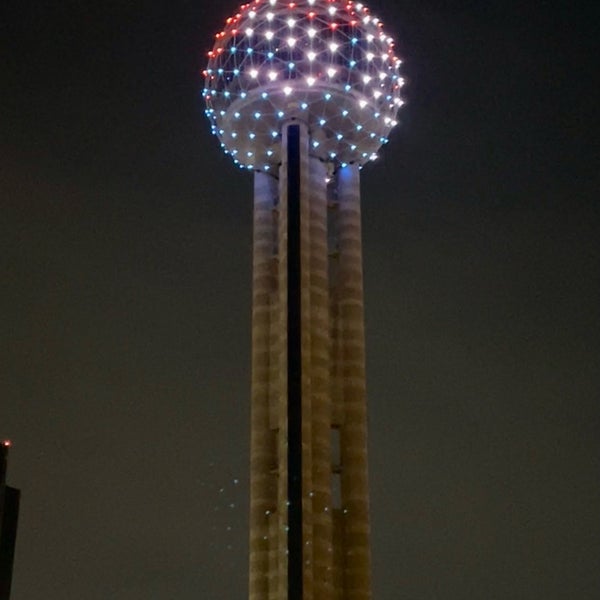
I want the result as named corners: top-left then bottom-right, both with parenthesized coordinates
top-left (308, 156), bottom-right (334, 599)
top-left (250, 172), bottom-right (279, 600)
top-left (336, 165), bottom-right (372, 600)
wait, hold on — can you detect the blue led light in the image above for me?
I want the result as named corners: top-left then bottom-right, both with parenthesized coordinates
top-left (319, 119), bottom-right (326, 125)
top-left (261, 92), bottom-right (269, 99)
top-left (254, 112), bottom-right (261, 119)
top-left (324, 93), bottom-right (332, 100)
top-left (342, 110), bottom-right (349, 116)
top-left (288, 62), bottom-right (295, 69)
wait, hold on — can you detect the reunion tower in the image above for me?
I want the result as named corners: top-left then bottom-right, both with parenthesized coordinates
top-left (202, 0), bottom-right (404, 598)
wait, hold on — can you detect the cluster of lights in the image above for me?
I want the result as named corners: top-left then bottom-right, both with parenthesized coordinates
top-left (204, 0), bottom-right (404, 171)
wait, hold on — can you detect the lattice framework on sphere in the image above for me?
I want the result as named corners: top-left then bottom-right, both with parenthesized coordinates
top-left (203, 0), bottom-right (405, 172)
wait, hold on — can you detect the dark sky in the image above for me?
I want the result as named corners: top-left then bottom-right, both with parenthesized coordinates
top-left (1, 0), bottom-right (599, 598)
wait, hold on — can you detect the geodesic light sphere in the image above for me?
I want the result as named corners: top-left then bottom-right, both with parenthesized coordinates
top-left (203, 0), bottom-right (404, 172)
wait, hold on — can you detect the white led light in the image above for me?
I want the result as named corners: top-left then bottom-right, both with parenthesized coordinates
top-left (373, 90), bottom-right (382, 99)
top-left (248, 10), bottom-right (256, 19)
top-left (265, 30), bottom-right (274, 40)
top-left (307, 28), bottom-right (316, 38)
top-left (287, 37), bottom-right (296, 47)
top-left (307, 51), bottom-right (317, 61)
top-left (327, 67), bottom-right (336, 77)
top-left (249, 69), bottom-right (258, 78)
top-left (268, 70), bottom-right (277, 81)
top-left (245, 28), bottom-right (254, 36)
top-left (283, 86), bottom-right (292, 95)
top-left (266, 12), bottom-right (274, 21)
top-left (328, 6), bottom-right (336, 15)
top-left (329, 42), bottom-right (339, 52)
top-left (287, 18), bottom-right (296, 28)
top-left (362, 75), bottom-right (371, 84)
top-left (306, 76), bottom-right (316, 86)
top-left (366, 52), bottom-right (374, 61)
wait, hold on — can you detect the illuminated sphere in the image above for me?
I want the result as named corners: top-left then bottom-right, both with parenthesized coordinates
top-left (203, 0), bottom-right (404, 171)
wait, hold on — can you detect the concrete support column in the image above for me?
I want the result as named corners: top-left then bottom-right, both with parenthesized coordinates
top-left (308, 156), bottom-right (334, 599)
top-left (336, 164), bottom-right (371, 600)
top-left (250, 171), bottom-right (279, 600)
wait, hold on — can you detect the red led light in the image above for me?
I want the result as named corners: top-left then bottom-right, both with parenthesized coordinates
top-left (2, 440), bottom-right (11, 447)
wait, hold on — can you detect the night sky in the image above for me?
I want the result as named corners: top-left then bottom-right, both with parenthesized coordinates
top-left (1, 0), bottom-right (599, 598)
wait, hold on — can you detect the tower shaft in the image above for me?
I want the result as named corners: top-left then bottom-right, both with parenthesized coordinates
top-left (249, 122), bottom-right (371, 600)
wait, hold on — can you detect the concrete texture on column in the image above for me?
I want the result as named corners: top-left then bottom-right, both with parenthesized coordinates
top-left (250, 171), bottom-right (280, 600)
top-left (308, 155), bottom-right (334, 599)
top-left (335, 164), bottom-right (372, 599)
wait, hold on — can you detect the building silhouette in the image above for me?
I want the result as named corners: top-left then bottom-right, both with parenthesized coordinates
top-left (0, 442), bottom-right (20, 600)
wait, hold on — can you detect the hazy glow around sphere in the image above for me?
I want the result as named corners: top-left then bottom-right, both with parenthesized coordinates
top-left (203, 0), bottom-right (404, 171)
